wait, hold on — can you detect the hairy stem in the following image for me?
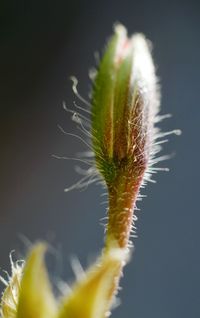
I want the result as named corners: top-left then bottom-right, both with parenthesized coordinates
top-left (105, 167), bottom-right (145, 250)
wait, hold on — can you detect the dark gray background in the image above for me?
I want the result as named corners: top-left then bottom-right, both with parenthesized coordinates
top-left (0, 0), bottom-right (199, 317)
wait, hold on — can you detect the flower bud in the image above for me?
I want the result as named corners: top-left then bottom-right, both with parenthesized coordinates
top-left (91, 24), bottom-right (159, 185)
top-left (91, 24), bottom-right (160, 249)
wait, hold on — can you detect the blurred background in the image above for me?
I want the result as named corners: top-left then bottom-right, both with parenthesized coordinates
top-left (0, 0), bottom-right (199, 317)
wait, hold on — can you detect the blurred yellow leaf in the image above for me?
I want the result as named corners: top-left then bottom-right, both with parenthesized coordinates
top-left (0, 255), bottom-right (23, 318)
top-left (16, 243), bottom-right (57, 318)
top-left (57, 248), bottom-right (128, 318)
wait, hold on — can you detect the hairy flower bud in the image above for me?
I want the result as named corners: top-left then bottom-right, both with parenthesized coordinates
top-left (91, 24), bottom-right (160, 248)
top-left (92, 24), bottom-right (159, 185)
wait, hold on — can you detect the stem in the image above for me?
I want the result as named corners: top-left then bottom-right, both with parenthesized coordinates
top-left (101, 168), bottom-right (144, 310)
top-left (105, 168), bottom-right (144, 250)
